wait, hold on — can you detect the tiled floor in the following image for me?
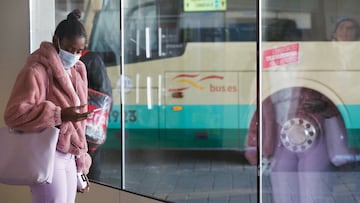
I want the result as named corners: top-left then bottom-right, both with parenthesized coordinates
top-left (95, 150), bottom-right (360, 203)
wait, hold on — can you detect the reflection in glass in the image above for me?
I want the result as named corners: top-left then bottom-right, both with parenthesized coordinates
top-left (54, 1), bottom-right (360, 202)
top-left (124, 0), bottom-right (257, 202)
top-left (259, 1), bottom-right (360, 202)
top-left (331, 18), bottom-right (360, 41)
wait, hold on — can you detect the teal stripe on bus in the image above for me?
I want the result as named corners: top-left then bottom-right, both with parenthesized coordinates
top-left (338, 105), bottom-right (360, 147)
top-left (123, 104), bottom-right (256, 129)
top-left (109, 104), bottom-right (360, 129)
top-left (104, 104), bottom-right (360, 149)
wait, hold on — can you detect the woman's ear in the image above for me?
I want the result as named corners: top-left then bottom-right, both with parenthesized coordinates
top-left (52, 36), bottom-right (59, 46)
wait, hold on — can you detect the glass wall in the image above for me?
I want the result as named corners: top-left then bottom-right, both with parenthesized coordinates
top-left (48, 0), bottom-right (360, 202)
top-left (54, 1), bottom-right (258, 202)
top-left (123, 0), bottom-right (257, 202)
top-left (261, 0), bottom-right (360, 202)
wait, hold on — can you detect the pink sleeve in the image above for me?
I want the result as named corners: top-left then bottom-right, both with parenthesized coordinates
top-left (245, 98), bottom-right (277, 165)
top-left (76, 153), bottom-right (92, 174)
top-left (245, 111), bottom-right (258, 165)
top-left (4, 65), bottom-right (62, 131)
top-left (262, 99), bottom-right (276, 158)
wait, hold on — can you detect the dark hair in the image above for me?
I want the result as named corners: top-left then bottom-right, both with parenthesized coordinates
top-left (54, 9), bottom-right (87, 41)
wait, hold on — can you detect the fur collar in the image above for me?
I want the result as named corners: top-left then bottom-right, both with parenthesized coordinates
top-left (28, 41), bottom-right (82, 106)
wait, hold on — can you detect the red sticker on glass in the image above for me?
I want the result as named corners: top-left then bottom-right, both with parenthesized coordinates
top-left (263, 43), bottom-right (299, 69)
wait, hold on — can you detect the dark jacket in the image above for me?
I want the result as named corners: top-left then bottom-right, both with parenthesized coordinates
top-left (80, 51), bottom-right (113, 99)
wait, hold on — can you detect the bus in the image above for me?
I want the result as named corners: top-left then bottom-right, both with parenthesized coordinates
top-left (122, 0), bottom-right (257, 150)
top-left (84, 0), bottom-right (360, 152)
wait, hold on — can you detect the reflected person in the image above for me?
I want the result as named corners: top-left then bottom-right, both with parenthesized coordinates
top-left (80, 50), bottom-right (113, 181)
top-left (331, 18), bottom-right (360, 41)
top-left (246, 88), bottom-right (342, 203)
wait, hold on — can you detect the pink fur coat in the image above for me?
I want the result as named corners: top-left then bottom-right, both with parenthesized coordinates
top-left (4, 41), bottom-right (91, 174)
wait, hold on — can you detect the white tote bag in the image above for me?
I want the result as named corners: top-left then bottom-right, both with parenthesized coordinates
top-left (0, 126), bottom-right (59, 185)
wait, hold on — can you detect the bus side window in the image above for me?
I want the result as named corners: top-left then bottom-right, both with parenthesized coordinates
top-left (88, 10), bottom-right (121, 65)
top-left (227, 23), bottom-right (257, 41)
top-left (125, 1), bottom-right (185, 63)
top-left (263, 19), bottom-right (302, 41)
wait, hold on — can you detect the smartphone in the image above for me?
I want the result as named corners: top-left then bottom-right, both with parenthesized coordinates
top-left (77, 173), bottom-right (88, 190)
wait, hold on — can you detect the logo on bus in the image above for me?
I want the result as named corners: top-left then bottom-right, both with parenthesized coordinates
top-left (167, 73), bottom-right (237, 94)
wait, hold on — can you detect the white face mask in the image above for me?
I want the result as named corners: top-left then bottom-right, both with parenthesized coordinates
top-left (58, 47), bottom-right (81, 70)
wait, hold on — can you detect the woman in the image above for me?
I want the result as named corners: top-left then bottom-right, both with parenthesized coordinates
top-left (4, 9), bottom-right (92, 203)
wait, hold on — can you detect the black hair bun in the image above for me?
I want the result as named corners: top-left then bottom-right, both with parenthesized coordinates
top-left (67, 9), bottom-right (82, 21)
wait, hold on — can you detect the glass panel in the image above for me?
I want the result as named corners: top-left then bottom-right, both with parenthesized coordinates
top-left (261, 0), bottom-right (360, 202)
top-left (55, 0), bottom-right (122, 187)
top-left (124, 0), bottom-right (257, 202)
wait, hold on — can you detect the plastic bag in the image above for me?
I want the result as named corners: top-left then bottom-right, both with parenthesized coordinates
top-left (86, 88), bottom-right (112, 146)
